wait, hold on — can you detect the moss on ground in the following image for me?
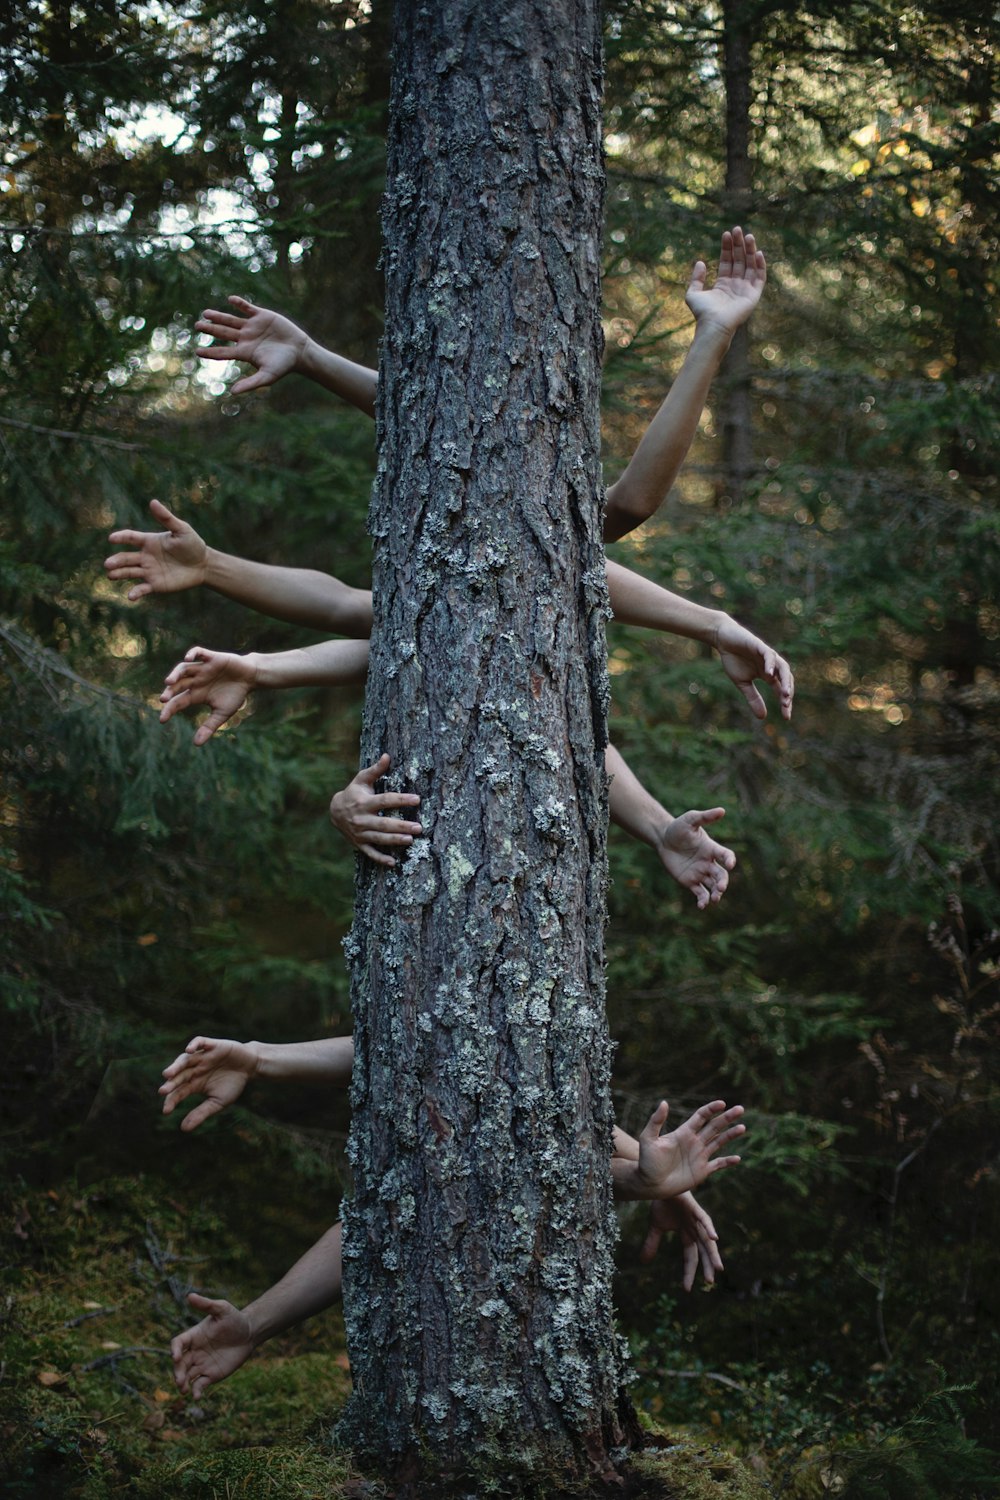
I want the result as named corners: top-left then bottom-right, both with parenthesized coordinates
top-left (2, 1175), bottom-right (789, 1498)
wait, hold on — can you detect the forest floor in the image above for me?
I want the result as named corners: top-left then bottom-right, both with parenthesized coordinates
top-left (1, 1175), bottom-right (781, 1500)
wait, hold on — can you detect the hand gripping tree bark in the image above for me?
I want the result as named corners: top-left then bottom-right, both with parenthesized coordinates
top-left (339, 0), bottom-right (637, 1488)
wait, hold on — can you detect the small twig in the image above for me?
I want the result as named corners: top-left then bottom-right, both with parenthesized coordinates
top-left (63, 1306), bottom-right (118, 1328)
top-left (657, 1369), bottom-right (747, 1393)
top-left (79, 1345), bottom-right (170, 1373)
top-left (0, 414), bottom-right (144, 452)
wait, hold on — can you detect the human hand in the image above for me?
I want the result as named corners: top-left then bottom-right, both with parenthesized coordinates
top-left (105, 499), bottom-right (208, 601)
top-left (640, 1191), bottom-right (724, 1291)
top-left (172, 1292), bottom-right (255, 1397)
top-left (655, 809), bottom-right (736, 908)
top-left (159, 646), bottom-right (257, 745)
top-left (329, 753), bottom-right (423, 868)
top-left (685, 226), bottom-right (767, 338)
top-left (195, 295), bottom-right (310, 395)
top-left (634, 1098), bottom-right (745, 1201)
top-left (159, 1036), bottom-right (260, 1131)
top-left (713, 615), bottom-right (794, 721)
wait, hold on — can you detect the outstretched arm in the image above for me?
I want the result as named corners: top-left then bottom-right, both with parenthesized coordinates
top-left (604, 226), bottom-right (767, 542)
top-left (160, 1035), bottom-right (355, 1131)
top-left (106, 500), bottom-right (373, 637)
top-left (172, 1224), bottom-right (342, 1398)
top-left (606, 558), bottom-right (794, 720)
top-left (159, 638), bottom-right (370, 744)
top-left (606, 742), bottom-right (735, 908)
top-left (195, 296), bottom-right (378, 415)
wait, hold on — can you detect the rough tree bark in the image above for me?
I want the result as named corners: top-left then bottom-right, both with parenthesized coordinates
top-left (339, 0), bottom-right (637, 1489)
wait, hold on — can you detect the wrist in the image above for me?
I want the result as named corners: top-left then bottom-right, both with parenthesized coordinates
top-left (690, 316), bottom-right (736, 353)
top-left (295, 333), bottom-right (325, 383)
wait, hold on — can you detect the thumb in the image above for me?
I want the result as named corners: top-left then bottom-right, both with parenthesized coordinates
top-left (230, 367), bottom-right (276, 396)
top-left (358, 753), bottom-right (391, 786)
top-left (187, 1291), bottom-right (226, 1315)
top-left (641, 1099), bottom-right (670, 1141)
top-left (148, 497), bottom-right (185, 533)
top-left (686, 258), bottom-right (707, 295)
top-left (179, 1097), bottom-right (227, 1132)
top-left (689, 806), bottom-right (726, 830)
top-left (739, 680), bottom-right (768, 719)
top-left (193, 708), bottom-right (233, 747)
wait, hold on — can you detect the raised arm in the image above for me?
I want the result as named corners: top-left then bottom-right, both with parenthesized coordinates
top-left (604, 226), bottom-right (766, 542)
top-left (195, 296), bottom-right (378, 416)
top-left (172, 1224), bottom-right (343, 1398)
top-left (160, 1034), bottom-right (355, 1131)
top-left (106, 500), bottom-right (373, 637)
top-left (606, 559), bottom-right (794, 721)
top-left (606, 742), bottom-right (735, 908)
top-left (159, 637), bottom-right (370, 744)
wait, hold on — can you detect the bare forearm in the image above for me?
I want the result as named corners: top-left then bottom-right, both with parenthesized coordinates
top-left (606, 559), bottom-right (725, 645)
top-left (297, 340), bottom-right (378, 417)
top-left (606, 743), bottom-right (672, 848)
top-left (248, 1037), bottom-right (354, 1085)
top-left (204, 549), bottom-right (373, 637)
top-left (604, 320), bottom-right (732, 542)
top-left (250, 638), bottom-right (370, 690)
top-left (244, 1224), bottom-right (342, 1347)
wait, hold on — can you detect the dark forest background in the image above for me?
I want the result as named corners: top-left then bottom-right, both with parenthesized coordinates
top-left (2, 2), bottom-right (998, 1495)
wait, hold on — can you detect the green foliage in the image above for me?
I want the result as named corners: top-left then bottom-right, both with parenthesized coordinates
top-left (2, 0), bottom-right (999, 1491)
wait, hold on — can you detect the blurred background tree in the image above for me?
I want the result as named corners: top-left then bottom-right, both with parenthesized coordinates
top-left (2, 0), bottom-right (998, 1488)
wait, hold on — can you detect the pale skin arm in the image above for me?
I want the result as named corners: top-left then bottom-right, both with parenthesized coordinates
top-left (105, 500), bottom-right (373, 637)
top-left (159, 1035), bottom-right (355, 1131)
top-left (195, 296), bottom-right (378, 414)
top-left (606, 742), bottom-right (735, 908)
top-left (158, 638), bottom-right (370, 745)
top-left (172, 1224), bottom-right (343, 1398)
top-left (606, 559), bottom-right (794, 720)
top-left (107, 508), bottom-right (792, 723)
top-left (603, 226), bottom-right (767, 542)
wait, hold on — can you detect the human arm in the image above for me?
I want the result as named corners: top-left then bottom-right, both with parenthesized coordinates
top-left (605, 559), bottom-right (794, 720)
top-left (172, 1223), bottom-right (343, 1397)
top-left (606, 742), bottom-right (735, 908)
top-left (158, 638), bottom-right (370, 745)
top-left (159, 1035), bottom-right (355, 1131)
top-left (105, 500), bottom-right (374, 636)
top-left (329, 753), bottom-right (424, 869)
top-left (604, 226), bottom-right (766, 542)
top-left (195, 296), bottom-right (378, 415)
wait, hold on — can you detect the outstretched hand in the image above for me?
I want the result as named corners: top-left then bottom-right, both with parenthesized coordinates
top-left (686, 226), bottom-right (767, 338)
top-left (105, 499), bottom-right (207, 601)
top-left (172, 1292), bottom-right (255, 1397)
top-left (159, 1036), bottom-right (260, 1132)
top-left (641, 1192), bottom-right (724, 1291)
top-left (195, 296), bottom-right (309, 395)
top-left (655, 808), bottom-right (736, 908)
top-left (634, 1098), bottom-right (745, 1201)
top-left (713, 616), bottom-right (794, 721)
top-left (159, 647), bottom-right (256, 745)
top-left (329, 753), bottom-right (423, 868)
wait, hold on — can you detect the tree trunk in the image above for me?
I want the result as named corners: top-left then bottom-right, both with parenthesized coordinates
top-left (718, 0), bottom-right (754, 506)
top-left (339, 0), bottom-right (635, 1489)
